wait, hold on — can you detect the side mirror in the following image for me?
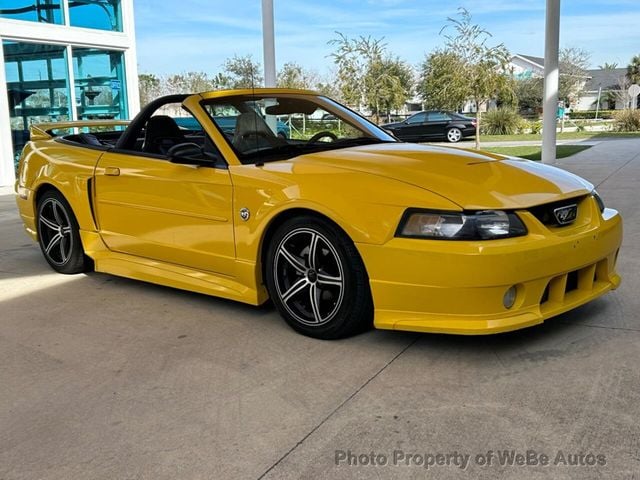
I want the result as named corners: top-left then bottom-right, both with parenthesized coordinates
top-left (167, 142), bottom-right (213, 167)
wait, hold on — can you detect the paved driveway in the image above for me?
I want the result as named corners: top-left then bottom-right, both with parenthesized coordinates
top-left (1, 139), bottom-right (639, 480)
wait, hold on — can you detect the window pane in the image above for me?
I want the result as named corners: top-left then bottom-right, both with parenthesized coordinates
top-left (0, 0), bottom-right (63, 24)
top-left (427, 112), bottom-right (451, 121)
top-left (72, 48), bottom-right (128, 120)
top-left (407, 113), bottom-right (426, 124)
top-left (68, 0), bottom-right (122, 31)
top-left (3, 40), bottom-right (71, 169)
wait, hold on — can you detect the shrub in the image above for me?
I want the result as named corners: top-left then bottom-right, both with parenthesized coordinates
top-left (528, 120), bottom-right (542, 134)
top-left (570, 110), bottom-right (616, 120)
top-left (481, 107), bottom-right (525, 135)
top-left (613, 109), bottom-right (640, 132)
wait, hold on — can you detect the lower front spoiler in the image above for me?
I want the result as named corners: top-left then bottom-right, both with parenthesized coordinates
top-left (374, 270), bottom-right (620, 335)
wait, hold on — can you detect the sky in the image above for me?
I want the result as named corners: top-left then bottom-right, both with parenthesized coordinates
top-left (133, 0), bottom-right (640, 78)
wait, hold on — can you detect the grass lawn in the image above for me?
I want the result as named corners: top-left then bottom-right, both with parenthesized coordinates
top-left (480, 131), bottom-right (640, 142)
top-left (482, 145), bottom-right (591, 161)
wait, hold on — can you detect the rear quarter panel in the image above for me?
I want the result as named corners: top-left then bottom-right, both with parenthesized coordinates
top-left (17, 140), bottom-right (103, 236)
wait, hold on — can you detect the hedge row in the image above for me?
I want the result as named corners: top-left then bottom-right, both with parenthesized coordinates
top-left (568, 110), bottom-right (616, 120)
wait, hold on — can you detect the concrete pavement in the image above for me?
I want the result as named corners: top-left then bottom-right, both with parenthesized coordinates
top-left (1, 138), bottom-right (639, 479)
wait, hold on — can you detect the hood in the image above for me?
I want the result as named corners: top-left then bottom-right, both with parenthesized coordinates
top-left (292, 143), bottom-right (592, 210)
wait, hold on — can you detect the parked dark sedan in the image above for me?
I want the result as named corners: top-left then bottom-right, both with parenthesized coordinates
top-left (382, 111), bottom-right (477, 143)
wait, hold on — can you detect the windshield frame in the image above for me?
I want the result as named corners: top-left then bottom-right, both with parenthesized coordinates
top-left (199, 93), bottom-right (397, 165)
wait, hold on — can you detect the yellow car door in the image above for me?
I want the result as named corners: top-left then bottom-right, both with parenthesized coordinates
top-left (93, 151), bottom-right (235, 276)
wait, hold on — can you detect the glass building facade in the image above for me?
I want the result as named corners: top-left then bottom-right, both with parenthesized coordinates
top-left (0, 0), bottom-right (138, 184)
top-left (0, 0), bottom-right (64, 24)
top-left (0, 0), bottom-right (122, 31)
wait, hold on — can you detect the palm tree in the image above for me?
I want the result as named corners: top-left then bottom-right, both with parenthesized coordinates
top-left (628, 55), bottom-right (640, 108)
top-left (598, 62), bottom-right (618, 70)
top-left (628, 55), bottom-right (640, 84)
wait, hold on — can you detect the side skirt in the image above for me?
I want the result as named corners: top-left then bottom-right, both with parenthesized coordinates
top-left (80, 230), bottom-right (268, 306)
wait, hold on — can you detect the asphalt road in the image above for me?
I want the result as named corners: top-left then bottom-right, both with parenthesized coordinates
top-left (1, 138), bottom-right (639, 479)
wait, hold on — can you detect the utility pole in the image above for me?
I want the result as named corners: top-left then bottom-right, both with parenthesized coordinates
top-left (542, 0), bottom-right (560, 164)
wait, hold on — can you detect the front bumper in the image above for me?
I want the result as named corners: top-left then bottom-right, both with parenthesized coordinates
top-left (357, 200), bottom-right (622, 334)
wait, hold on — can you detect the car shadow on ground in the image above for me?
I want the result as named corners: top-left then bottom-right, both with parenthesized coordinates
top-left (4, 262), bottom-right (615, 354)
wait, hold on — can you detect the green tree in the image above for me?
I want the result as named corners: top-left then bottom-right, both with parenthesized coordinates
top-left (222, 55), bottom-right (263, 89)
top-left (514, 76), bottom-right (543, 112)
top-left (627, 54), bottom-right (640, 84)
top-left (329, 32), bottom-right (385, 107)
top-left (433, 8), bottom-right (513, 148)
top-left (558, 47), bottom-right (590, 105)
top-left (598, 62), bottom-right (618, 70)
top-left (314, 78), bottom-right (340, 98)
top-left (365, 56), bottom-right (414, 121)
top-left (138, 73), bottom-right (161, 107)
top-left (419, 50), bottom-right (470, 110)
top-left (277, 62), bottom-right (318, 89)
top-left (329, 32), bottom-right (412, 121)
top-left (628, 55), bottom-right (640, 109)
top-left (163, 72), bottom-right (215, 95)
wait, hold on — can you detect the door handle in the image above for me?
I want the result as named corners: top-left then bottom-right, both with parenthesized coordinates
top-left (104, 167), bottom-right (120, 176)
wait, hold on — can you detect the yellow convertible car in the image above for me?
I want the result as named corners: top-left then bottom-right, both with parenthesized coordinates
top-left (15, 89), bottom-right (622, 339)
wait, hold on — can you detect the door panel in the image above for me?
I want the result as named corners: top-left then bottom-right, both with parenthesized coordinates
top-left (425, 112), bottom-right (451, 137)
top-left (400, 112), bottom-right (428, 140)
top-left (94, 151), bottom-right (235, 276)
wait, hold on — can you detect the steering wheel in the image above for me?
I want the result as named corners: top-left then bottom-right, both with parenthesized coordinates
top-left (307, 131), bottom-right (338, 144)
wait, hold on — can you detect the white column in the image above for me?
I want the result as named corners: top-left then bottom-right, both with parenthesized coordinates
top-left (121, 0), bottom-right (139, 116)
top-left (542, 0), bottom-right (560, 165)
top-left (62, 0), bottom-right (70, 25)
top-left (261, 0), bottom-right (276, 87)
top-left (65, 45), bottom-right (78, 120)
top-left (0, 39), bottom-right (17, 187)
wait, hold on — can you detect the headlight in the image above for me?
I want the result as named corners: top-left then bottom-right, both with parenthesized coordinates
top-left (396, 209), bottom-right (527, 240)
top-left (591, 190), bottom-right (605, 213)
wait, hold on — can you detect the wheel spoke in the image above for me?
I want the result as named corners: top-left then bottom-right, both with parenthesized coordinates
top-left (59, 236), bottom-right (68, 262)
top-left (45, 233), bottom-right (63, 255)
top-left (281, 277), bottom-right (309, 303)
top-left (52, 202), bottom-right (63, 225)
top-left (39, 215), bottom-right (60, 232)
top-left (317, 272), bottom-right (342, 287)
top-left (309, 283), bottom-right (322, 323)
top-left (279, 246), bottom-right (307, 274)
top-left (308, 233), bottom-right (319, 270)
top-left (62, 226), bottom-right (72, 235)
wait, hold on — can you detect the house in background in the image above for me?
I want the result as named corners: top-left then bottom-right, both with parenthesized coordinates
top-left (509, 54), bottom-right (630, 112)
top-left (511, 54), bottom-right (545, 79)
top-left (575, 68), bottom-right (629, 111)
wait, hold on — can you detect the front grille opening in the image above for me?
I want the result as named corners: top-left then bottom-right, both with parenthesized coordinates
top-left (540, 284), bottom-right (550, 304)
top-left (528, 196), bottom-right (585, 227)
top-left (566, 270), bottom-right (579, 293)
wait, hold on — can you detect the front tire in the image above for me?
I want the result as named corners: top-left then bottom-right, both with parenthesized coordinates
top-left (446, 127), bottom-right (463, 143)
top-left (265, 216), bottom-right (373, 339)
top-left (36, 190), bottom-right (92, 274)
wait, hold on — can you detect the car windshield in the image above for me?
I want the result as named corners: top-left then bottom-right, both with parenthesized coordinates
top-left (201, 94), bottom-right (397, 164)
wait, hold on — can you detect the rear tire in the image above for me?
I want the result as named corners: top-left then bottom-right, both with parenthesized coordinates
top-left (265, 215), bottom-right (373, 339)
top-left (446, 127), bottom-right (463, 143)
top-left (36, 190), bottom-right (92, 274)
